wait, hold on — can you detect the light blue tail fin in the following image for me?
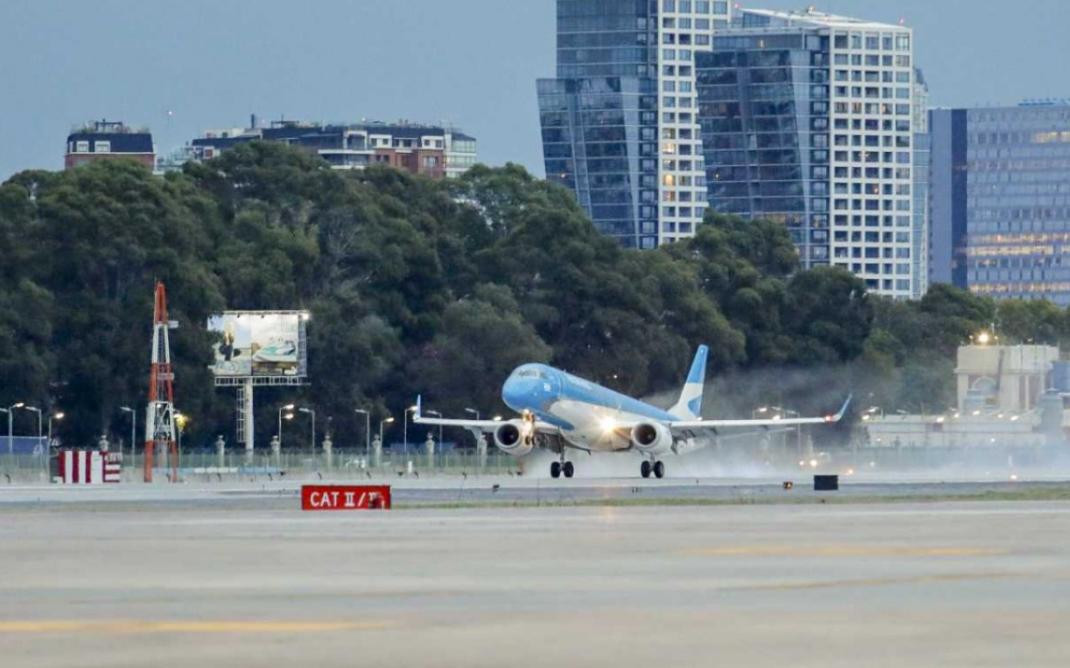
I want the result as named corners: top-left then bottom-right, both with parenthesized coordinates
top-left (670, 345), bottom-right (708, 420)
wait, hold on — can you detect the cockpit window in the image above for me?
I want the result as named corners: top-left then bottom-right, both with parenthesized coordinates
top-left (516, 368), bottom-right (546, 379)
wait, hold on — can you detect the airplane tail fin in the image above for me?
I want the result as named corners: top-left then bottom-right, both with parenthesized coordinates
top-left (670, 345), bottom-right (708, 420)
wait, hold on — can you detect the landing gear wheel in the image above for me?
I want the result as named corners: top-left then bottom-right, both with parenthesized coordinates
top-left (640, 460), bottom-right (652, 478)
top-left (653, 460), bottom-right (665, 479)
top-left (562, 461), bottom-right (575, 478)
top-left (550, 461), bottom-right (561, 479)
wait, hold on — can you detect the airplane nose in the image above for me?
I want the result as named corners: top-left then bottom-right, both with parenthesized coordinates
top-left (502, 378), bottom-right (537, 410)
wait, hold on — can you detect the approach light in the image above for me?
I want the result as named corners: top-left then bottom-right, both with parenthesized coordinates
top-left (809, 459), bottom-right (818, 468)
top-left (492, 415), bottom-right (503, 422)
top-left (976, 331), bottom-right (991, 345)
top-left (282, 403), bottom-right (295, 411)
top-left (599, 416), bottom-right (617, 432)
top-left (384, 417), bottom-right (395, 424)
top-left (53, 412), bottom-right (65, 420)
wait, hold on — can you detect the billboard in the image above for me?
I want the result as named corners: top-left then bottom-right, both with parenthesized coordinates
top-left (208, 311), bottom-right (308, 378)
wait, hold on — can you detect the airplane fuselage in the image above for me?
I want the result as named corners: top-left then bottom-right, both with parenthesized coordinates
top-left (501, 363), bottom-right (680, 451)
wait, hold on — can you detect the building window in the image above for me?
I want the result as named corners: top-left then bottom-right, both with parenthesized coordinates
top-left (94, 140), bottom-right (110, 153)
top-left (76, 140), bottom-right (89, 153)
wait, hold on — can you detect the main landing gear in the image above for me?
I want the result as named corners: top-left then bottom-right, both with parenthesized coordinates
top-left (640, 459), bottom-right (665, 479)
top-left (550, 460), bottom-right (574, 479)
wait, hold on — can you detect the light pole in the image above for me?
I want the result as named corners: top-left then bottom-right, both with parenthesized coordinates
top-left (174, 412), bottom-right (188, 458)
top-left (379, 416), bottom-right (394, 445)
top-left (464, 407), bottom-right (480, 421)
top-left (298, 407), bottom-right (316, 456)
top-left (355, 408), bottom-right (370, 457)
top-left (120, 406), bottom-right (136, 461)
top-left (3, 402), bottom-right (24, 454)
top-left (48, 412), bottom-right (64, 447)
top-left (425, 410), bottom-right (444, 449)
top-left (23, 406), bottom-right (42, 453)
top-left (404, 404), bottom-right (417, 455)
top-left (277, 403), bottom-right (295, 449)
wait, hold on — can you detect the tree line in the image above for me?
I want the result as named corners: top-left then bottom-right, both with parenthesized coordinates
top-left (0, 142), bottom-right (1065, 449)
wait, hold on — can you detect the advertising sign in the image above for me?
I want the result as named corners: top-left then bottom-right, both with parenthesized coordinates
top-left (208, 312), bottom-right (307, 378)
top-left (301, 485), bottom-right (392, 511)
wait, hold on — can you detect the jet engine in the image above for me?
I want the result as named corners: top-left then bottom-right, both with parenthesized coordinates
top-left (630, 422), bottom-right (673, 455)
top-left (494, 420), bottom-right (535, 457)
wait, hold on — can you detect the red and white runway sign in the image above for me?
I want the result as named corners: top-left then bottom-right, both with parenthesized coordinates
top-left (58, 450), bottom-right (121, 484)
top-left (301, 485), bottom-right (391, 510)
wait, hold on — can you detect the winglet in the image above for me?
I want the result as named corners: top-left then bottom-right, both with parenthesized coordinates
top-left (825, 394), bottom-right (853, 423)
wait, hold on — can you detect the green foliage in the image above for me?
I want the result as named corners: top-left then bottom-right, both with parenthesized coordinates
top-left (2, 144), bottom-right (1063, 449)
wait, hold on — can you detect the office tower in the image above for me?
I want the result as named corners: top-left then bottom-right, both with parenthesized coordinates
top-left (538, 0), bottom-right (732, 249)
top-left (696, 8), bottom-right (918, 297)
top-left (930, 101), bottom-right (1070, 304)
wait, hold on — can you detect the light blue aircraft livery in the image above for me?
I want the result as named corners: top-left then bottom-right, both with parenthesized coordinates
top-left (414, 345), bottom-right (850, 479)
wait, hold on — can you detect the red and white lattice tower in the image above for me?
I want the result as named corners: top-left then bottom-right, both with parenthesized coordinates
top-left (144, 281), bottom-right (178, 483)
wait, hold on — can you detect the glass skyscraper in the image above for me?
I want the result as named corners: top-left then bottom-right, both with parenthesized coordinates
top-left (538, 0), bottom-right (731, 248)
top-left (696, 8), bottom-right (918, 297)
top-left (538, 4), bottom-right (923, 299)
top-left (930, 102), bottom-right (1070, 304)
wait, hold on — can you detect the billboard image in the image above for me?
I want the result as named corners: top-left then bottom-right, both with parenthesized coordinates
top-left (208, 311), bottom-right (308, 378)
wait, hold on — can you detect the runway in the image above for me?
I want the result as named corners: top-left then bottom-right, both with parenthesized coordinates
top-left (2, 478), bottom-right (1070, 666)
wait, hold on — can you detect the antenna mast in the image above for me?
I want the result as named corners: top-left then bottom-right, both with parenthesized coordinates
top-left (144, 281), bottom-right (178, 482)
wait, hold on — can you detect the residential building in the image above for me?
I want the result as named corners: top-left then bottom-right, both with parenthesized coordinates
top-left (538, 0), bottom-right (732, 249)
top-left (929, 101), bottom-right (1070, 304)
top-left (65, 120), bottom-right (154, 170)
top-left (696, 8), bottom-right (919, 297)
top-left (182, 117), bottom-right (477, 179)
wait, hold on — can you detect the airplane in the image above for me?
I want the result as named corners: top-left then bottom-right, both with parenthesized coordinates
top-left (413, 345), bottom-right (850, 479)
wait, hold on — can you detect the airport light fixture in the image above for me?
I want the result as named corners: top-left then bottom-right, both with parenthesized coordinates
top-left (277, 403), bottom-right (296, 450)
top-left (298, 407), bottom-right (316, 456)
top-left (355, 408), bottom-right (371, 457)
top-left (22, 405), bottom-right (43, 446)
top-left (403, 404), bottom-right (418, 453)
top-left (379, 416), bottom-right (395, 446)
top-left (120, 406), bottom-right (136, 462)
top-left (425, 410), bottom-right (444, 447)
top-left (3, 402), bottom-right (24, 455)
top-left (174, 412), bottom-right (188, 454)
top-left (48, 412), bottom-right (64, 448)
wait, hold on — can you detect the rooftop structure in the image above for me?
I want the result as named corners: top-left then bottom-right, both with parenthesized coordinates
top-left (65, 119), bottom-right (155, 170)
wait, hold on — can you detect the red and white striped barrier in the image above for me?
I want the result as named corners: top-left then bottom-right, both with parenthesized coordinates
top-left (57, 450), bottom-right (121, 484)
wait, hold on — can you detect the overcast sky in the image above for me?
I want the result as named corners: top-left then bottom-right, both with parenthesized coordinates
top-left (1, 0), bottom-right (1068, 181)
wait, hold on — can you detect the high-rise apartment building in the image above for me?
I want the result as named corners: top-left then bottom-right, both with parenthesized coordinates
top-left (538, 4), bottom-right (922, 299)
top-left (696, 8), bottom-right (919, 297)
top-left (538, 0), bottom-right (731, 249)
top-left (930, 101), bottom-right (1070, 304)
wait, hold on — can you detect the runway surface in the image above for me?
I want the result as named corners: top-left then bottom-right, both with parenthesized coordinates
top-left (3, 480), bottom-right (1070, 666)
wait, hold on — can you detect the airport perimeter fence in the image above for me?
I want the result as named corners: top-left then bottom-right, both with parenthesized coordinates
top-left (0, 448), bottom-right (525, 483)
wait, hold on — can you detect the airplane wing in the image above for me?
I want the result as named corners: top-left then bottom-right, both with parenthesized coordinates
top-left (411, 396), bottom-right (559, 434)
top-left (666, 395), bottom-right (852, 432)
